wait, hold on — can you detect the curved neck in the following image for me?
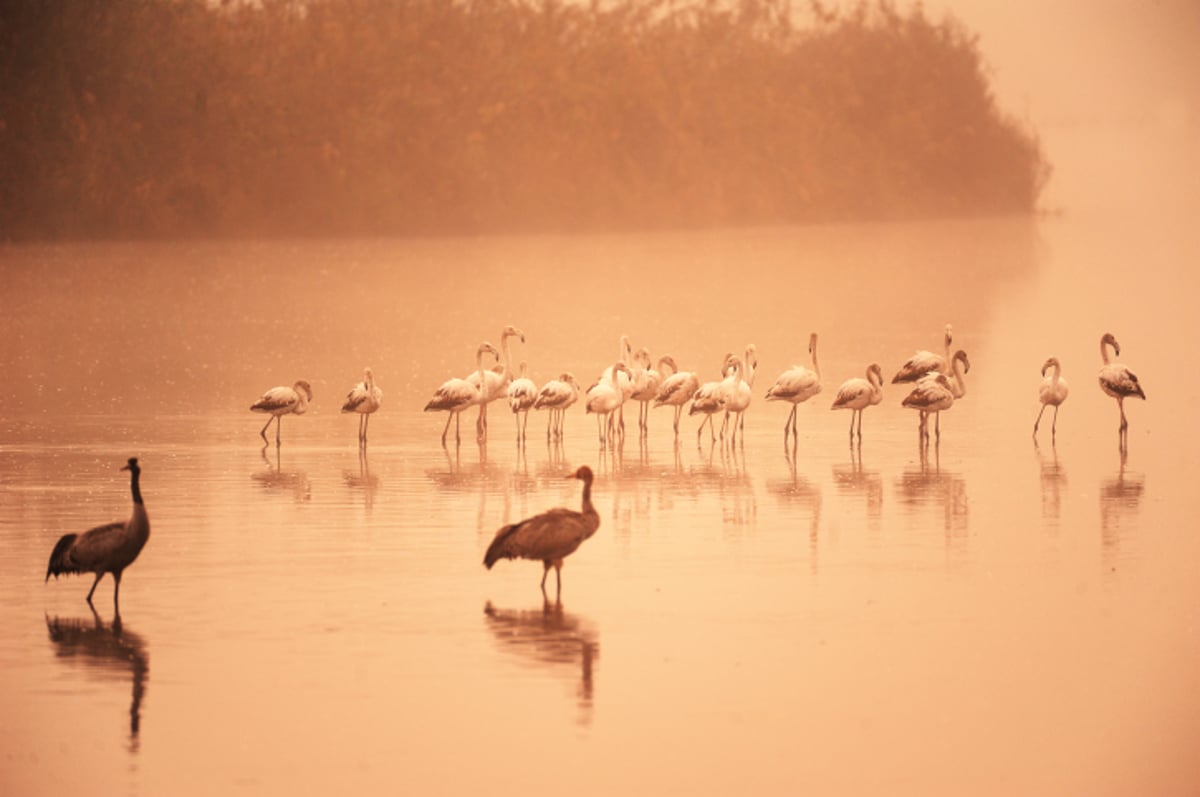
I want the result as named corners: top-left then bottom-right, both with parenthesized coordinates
top-left (1048, 362), bottom-right (1061, 384)
top-left (809, 337), bottom-right (820, 379)
top-left (499, 334), bottom-right (514, 377)
top-left (868, 366), bottom-right (883, 391)
top-left (579, 476), bottom-right (594, 515)
top-left (608, 364), bottom-right (624, 390)
top-left (951, 356), bottom-right (967, 398)
top-left (1101, 337), bottom-right (1114, 364)
top-left (476, 349), bottom-right (488, 386)
top-left (658, 357), bottom-right (676, 376)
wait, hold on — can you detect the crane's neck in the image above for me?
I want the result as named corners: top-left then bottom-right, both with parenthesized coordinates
top-left (578, 476), bottom-right (599, 535)
top-left (130, 467), bottom-right (144, 506)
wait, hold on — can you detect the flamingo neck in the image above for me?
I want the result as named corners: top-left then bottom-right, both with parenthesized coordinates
top-left (951, 357), bottom-right (967, 398)
top-left (810, 340), bottom-right (820, 379)
top-left (1101, 338), bottom-right (1115, 364)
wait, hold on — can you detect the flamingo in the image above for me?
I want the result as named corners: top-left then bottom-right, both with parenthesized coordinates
top-left (534, 372), bottom-right (581, 440)
top-left (585, 362), bottom-right (632, 446)
top-left (507, 360), bottom-right (538, 442)
top-left (831, 362), bottom-right (884, 440)
top-left (468, 325), bottom-right (526, 441)
top-left (720, 344), bottom-right (758, 442)
top-left (424, 342), bottom-right (501, 445)
top-left (1033, 357), bottom-right (1069, 440)
top-left (341, 367), bottom-right (383, 444)
top-left (45, 458), bottom-right (150, 611)
top-left (766, 332), bottom-right (822, 439)
top-left (1098, 333), bottom-right (1146, 437)
top-left (595, 335), bottom-right (635, 434)
top-left (903, 350), bottom-right (970, 442)
top-left (690, 356), bottom-right (740, 443)
top-left (483, 465), bottom-right (600, 596)
top-left (653, 356), bottom-right (701, 436)
top-left (629, 348), bottom-right (664, 434)
top-left (251, 379), bottom-right (313, 445)
top-left (892, 324), bottom-right (953, 384)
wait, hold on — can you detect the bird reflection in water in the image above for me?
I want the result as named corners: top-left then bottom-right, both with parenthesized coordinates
top-left (767, 448), bottom-right (823, 573)
top-left (1100, 446), bottom-right (1145, 575)
top-left (342, 447), bottom-right (380, 510)
top-left (1034, 440), bottom-right (1068, 523)
top-left (483, 599), bottom-right (598, 726)
top-left (831, 441), bottom-right (883, 527)
top-left (895, 444), bottom-right (968, 549)
top-left (254, 444), bottom-right (311, 501)
top-left (45, 607), bottom-right (149, 753)
top-left (426, 444), bottom-right (508, 534)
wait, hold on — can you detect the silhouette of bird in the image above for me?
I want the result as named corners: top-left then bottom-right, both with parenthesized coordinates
top-left (653, 356), bottom-right (701, 436)
top-left (832, 362), bottom-right (884, 440)
top-left (766, 332), bottom-right (822, 439)
top-left (534, 372), bottom-right (581, 440)
top-left (424, 342), bottom-right (501, 445)
top-left (892, 324), bottom-right (953, 383)
top-left (45, 458), bottom-right (150, 611)
top-left (483, 465), bottom-right (600, 595)
top-left (341, 367), bottom-right (382, 444)
top-left (1033, 357), bottom-right (1069, 440)
top-left (1098, 332), bottom-right (1145, 436)
top-left (507, 360), bottom-right (538, 442)
top-left (251, 380), bottom-right (312, 445)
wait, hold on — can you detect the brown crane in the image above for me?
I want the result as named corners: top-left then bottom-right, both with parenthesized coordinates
top-left (484, 466), bottom-right (599, 595)
top-left (45, 458), bottom-right (150, 611)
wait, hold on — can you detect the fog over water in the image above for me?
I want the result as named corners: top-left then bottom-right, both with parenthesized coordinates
top-left (2, 2), bottom-right (1199, 796)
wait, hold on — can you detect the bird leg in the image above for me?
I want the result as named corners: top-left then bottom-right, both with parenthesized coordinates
top-left (112, 570), bottom-right (122, 611)
top-left (276, 416), bottom-right (283, 446)
top-left (855, 409), bottom-right (864, 440)
top-left (1118, 397), bottom-right (1128, 433)
top-left (673, 406), bottom-right (682, 435)
top-left (1033, 404), bottom-right (1048, 437)
top-left (1051, 405), bottom-right (1059, 439)
top-left (86, 572), bottom-right (105, 604)
top-left (440, 412), bottom-right (454, 445)
top-left (259, 417), bottom-right (274, 442)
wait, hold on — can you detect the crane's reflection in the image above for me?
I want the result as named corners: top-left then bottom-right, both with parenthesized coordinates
top-left (483, 598), bottom-right (598, 726)
top-left (1100, 446), bottom-right (1145, 575)
top-left (45, 607), bottom-right (148, 753)
top-left (253, 443), bottom-right (311, 501)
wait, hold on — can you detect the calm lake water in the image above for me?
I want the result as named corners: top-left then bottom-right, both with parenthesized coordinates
top-left (3, 165), bottom-right (1200, 793)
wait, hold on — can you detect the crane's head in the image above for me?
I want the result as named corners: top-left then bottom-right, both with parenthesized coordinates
top-left (569, 465), bottom-right (593, 483)
top-left (121, 458), bottom-right (140, 473)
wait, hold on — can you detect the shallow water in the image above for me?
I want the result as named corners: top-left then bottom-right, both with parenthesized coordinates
top-left (2, 201), bottom-right (1199, 795)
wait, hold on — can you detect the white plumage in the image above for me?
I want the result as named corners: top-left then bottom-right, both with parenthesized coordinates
top-left (831, 362), bottom-right (884, 440)
top-left (892, 324), bottom-right (953, 384)
top-left (251, 379), bottom-right (313, 444)
top-left (765, 332), bottom-right (822, 439)
top-left (1033, 357), bottom-right (1068, 440)
top-left (425, 342), bottom-right (501, 445)
top-left (653, 356), bottom-right (701, 436)
top-left (1097, 332), bottom-right (1146, 436)
top-left (341, 367), bottom-right (382, 444)
top-left (507, 360), bottom-right (538, 442)
top-left (534, 372), bottom-right (581, 441)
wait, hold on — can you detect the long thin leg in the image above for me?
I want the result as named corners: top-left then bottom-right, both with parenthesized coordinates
top-left (441, 412), bottom-right (453, 445)
top-left (1033, 403), bottom-right (1048, 437)
top-left (1117, 397), bottom-right (1128, 433)
top-left (276, 415), bottom-right (282, 446)
top-left (1051, 405), bottom-right (1059, 438)
top-left (260, 417), bottom-right (274, 441)
top-left (86, 572), bottom-right (104, 603)
top-left (112, 570), bottom-right (122, 611)
top-left (673, 405), bottom-right (682, 435)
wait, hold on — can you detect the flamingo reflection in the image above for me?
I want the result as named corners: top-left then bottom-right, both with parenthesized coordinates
top-left (342, 448), bottom-right (380, 509)
top-left (254, 444), bottom-right (311, 501)
top-left (767, 448), bottom-right (823, 573)
top-left (1034, 441), bottom-right (1067, 522)
top-left (895, 445), bottom-right (969, 550)
top-left (46, 608), bottom-right (149, 753)
top-left (483, 598), bottom-right (599, 726)
top-left (831, 442), bottom-right (883, 523)
top-left (1100, 447), bottom-right (1145, 575)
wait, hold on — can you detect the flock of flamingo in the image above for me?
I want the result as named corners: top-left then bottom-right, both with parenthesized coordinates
top-left (248, 323), bottom-right (1148, 451)
top-left (46, 327), bottom-right (1148, 605)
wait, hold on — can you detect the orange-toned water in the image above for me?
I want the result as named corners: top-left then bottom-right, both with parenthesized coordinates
top-left (2, 197), bottom-right (1197, 795)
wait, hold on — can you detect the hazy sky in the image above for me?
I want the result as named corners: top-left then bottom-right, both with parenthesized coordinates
top-left (924, 0), bottom-right (1199, 129)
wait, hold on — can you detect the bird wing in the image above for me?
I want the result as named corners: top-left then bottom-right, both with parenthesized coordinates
top-left (342, 384), bottom-right (370, 412)
top-left (251, 386), bottom-right (298, 413)
top-left (424, 378), bottom-right (478, 411)
top-left (767, 368), bottom-right (819, 401)
top-left (534, 381), bottom-right (568, 409)
top-left (902, 376), bottom-right (952, 410)
top-left (484, 509), bottom-right (588, 567)
top-left (832, 378), bottom-right (870, 409)
top-left (1099, 366), bottom-right (1145, 399)
top-left (62, 521), bottom-right (127, 571)
top-left (654, 373), bottom-right (698, 406)
top-left (892, 351), bottom-right (944, 383)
